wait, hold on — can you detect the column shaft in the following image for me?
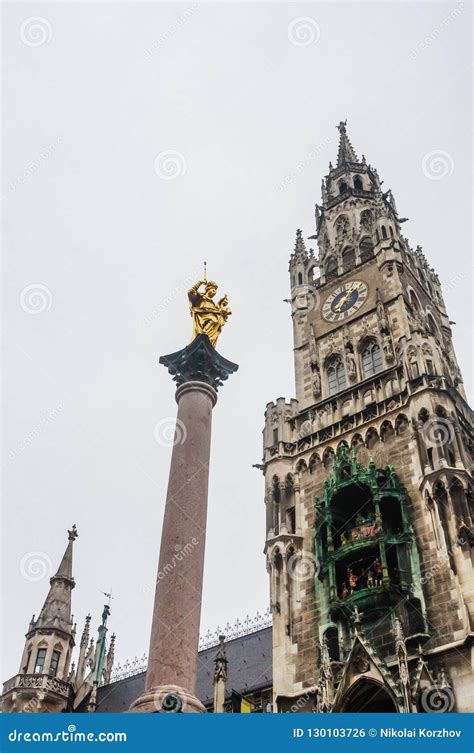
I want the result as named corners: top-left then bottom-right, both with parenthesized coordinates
top-left (145, 381), bottom-right (217, 694)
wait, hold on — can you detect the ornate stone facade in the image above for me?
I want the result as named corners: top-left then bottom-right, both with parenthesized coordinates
top-left (263, 121), bottom-right (473, 713)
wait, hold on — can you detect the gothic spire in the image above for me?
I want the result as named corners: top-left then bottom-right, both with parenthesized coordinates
top-left (213, 635), bottom-right (228, 713)
top-left (34, 525), bottom-right (78, 634)
top-left (294, 228), bottom-right (306, 255)
top-left (336, 120), bottom-right (358, 166)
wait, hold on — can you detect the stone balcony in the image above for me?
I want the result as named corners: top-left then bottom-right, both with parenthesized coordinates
top-left (2, 673), bottom-right (71, 699)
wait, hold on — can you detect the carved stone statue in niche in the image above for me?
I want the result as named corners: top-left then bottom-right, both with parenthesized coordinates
top-left (375, 289), bottom-right (389, 333)
top-left (311, 362), bottom-right (321, 397)
top-left (335, 215), bottom-right (350, 249)
top-left (345, 346), bottom-right (357, 382)
top-left (382, 333), bottom-right (395, 362)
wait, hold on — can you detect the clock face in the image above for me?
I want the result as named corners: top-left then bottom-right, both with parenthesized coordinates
top-left (322, 280), bottom-right (368, 322)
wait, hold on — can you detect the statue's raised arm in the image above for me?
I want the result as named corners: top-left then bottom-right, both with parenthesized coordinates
top-left (188, 279), bottom-right (231, 348)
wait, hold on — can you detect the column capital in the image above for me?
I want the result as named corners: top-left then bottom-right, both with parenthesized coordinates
top-left (160, 334), bottom-right (238, 392)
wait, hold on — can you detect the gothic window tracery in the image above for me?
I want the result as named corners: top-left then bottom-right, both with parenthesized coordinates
top-left (327, 357), bottom-right (347, 395)
top-left (361, 340), bottom-right (383, 377)
top-left (360, 210), bottom-right (373, 232)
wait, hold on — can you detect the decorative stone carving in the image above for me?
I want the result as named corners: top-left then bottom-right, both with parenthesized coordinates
top-left (346, 351), bottom-right (357, 382)
top-left (382, 333), bottom-right (395, 362)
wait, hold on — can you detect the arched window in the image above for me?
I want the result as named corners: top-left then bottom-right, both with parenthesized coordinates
top-left (381, 225), bottom-right (388, 239)
top-left (34, 648), bottom-right (47, 674)
top-left (339, 180), bottom-right (348, 194)
top-left (298, 272), bottom-right (303, 285)
top-left (323, 627), bottom-right (340, 661)
top-left (326, 256), bottom-right (338, 280)
top-left (409, 290), bottom-right (421, 314)
top-left (49, 650), bottom-right (61, 678)
top-left (389, 226), bottom-right (394, 240)
top-left (359, 236), bottom-right (374, 262)
top-left (342, 247), bottom-right (356, 271)
top-left (360, 210), bottom-right (373, 232)
top-left (353, 175), bottom-right (363, 190)
top-left (362, 341), bottom-right (383, 377)
top-left (327, 359), bottom-right (347, 395)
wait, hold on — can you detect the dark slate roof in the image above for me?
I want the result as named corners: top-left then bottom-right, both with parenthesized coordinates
top-left (95, 627), bottom-right (272, 712)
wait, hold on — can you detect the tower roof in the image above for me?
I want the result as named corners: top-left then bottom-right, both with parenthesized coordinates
top-left (336, 120), bottom-right (358, 166)
top-left (32, 525), bottom-right (78, 636)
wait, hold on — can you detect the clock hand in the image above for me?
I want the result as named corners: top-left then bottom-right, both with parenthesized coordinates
top-left (334, 287), bottom-right (356, 312)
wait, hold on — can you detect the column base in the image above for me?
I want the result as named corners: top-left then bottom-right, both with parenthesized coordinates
top-left (129, 684), bottom-right (207, 714)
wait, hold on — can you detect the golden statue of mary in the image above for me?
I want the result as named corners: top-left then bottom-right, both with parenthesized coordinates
top-left (188, 279), bottom-right (231, 348)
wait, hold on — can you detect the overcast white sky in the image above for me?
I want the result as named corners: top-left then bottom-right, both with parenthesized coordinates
top-left (2, 1), bottom-right (472, 680)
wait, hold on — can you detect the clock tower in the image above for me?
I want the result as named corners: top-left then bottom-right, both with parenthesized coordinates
top-left (263, 122), bottom-right (473, 713)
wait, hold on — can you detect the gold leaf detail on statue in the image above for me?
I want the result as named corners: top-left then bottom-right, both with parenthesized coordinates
top-left (188, 279), bottom-right (231, 348)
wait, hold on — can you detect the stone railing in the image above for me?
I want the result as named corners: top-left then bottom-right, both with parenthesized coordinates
top-left (2, 673), bottom-right (70, 698)
top-left (109, 608), bottom-right (272, 684)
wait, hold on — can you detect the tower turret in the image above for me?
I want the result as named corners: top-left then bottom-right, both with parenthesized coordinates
top-left (1, 526), bottom-right (78, 712)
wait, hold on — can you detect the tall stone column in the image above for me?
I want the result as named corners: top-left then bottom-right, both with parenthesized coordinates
top-left (130, 334), bottom-right (238, 713)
